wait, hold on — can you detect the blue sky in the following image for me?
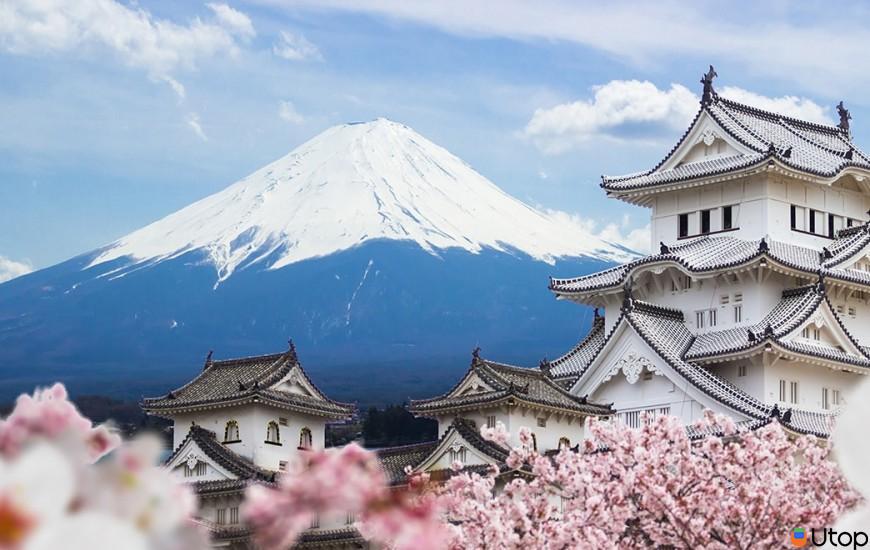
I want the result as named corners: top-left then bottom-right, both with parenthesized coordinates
top-left (3, 0), bottom-right (870, 279)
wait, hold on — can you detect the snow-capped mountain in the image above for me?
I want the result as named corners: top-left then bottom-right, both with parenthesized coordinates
top-left (0, 119), bottom-right (627, 404)
top-left (93, 118), bottom-right (628, 286)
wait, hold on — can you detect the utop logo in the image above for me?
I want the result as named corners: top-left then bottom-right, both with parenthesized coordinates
top-left (791, 527), bottom-right (808, 547)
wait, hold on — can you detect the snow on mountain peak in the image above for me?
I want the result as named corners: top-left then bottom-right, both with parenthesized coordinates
top-left (91, 118), bottom-right (632, 283)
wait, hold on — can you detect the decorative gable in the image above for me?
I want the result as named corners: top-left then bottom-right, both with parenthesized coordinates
top-left (414, 425), bottom-right (501, 474)
top-left (660, 114), bottom-right (749, 171)
top-left (452, 373), bottom-right (494, 397)
top-left (273, 365), bottom-right (318, 397)
top-left (784, 304), bottom-right (865, 359)
top-left (165, 438), bottom-right (236, 482)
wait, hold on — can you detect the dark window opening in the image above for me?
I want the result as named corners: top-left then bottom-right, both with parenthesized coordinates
top-left (678, 213), bottom-right (689, 238)
top-left (848, 218), bottom-right (854, 228)
top-left (700, 210), bottom-right (711, 234)
top-left (829, 214), bottom-right (836, 238)
top-left (790, 205), bottom-right (797, 229)
top-left (809, 209), bottom-right (816, 233)
top-left (722, 206), bottom-right (733, 230)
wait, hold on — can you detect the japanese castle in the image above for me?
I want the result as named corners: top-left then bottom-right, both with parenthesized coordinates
top-left (143, 68), bottom-right (870, 548)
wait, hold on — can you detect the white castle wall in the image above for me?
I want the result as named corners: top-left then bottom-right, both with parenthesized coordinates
top-left (650, 175), bottom-right (870, 250)
top-left (171, 404), bottom-right (329, 471)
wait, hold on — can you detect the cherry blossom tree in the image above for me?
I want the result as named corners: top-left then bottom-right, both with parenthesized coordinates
top-left (447, 413), bottom-right (857, 549)
top-left (0, 384), bottom-right (207, 550)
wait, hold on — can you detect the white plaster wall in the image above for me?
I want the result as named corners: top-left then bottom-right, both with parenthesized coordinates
top-left (170, 404), bottom-right (329, 471)
top-left (761, 359), bottom-right (860, 412)
top-left (172, 406), bottom-right (259, 461)
top-left (252, 406), bottom-right (329, 471)
top-left (652, 175), bottom-right (870, 247)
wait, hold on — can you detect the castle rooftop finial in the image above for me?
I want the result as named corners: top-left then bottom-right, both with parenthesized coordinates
top-left (287, 338), bottom-right (297, 361)
top-left (837, 101), bottom-right (851, 136)
top-left (700, 65), bottom-right (718, 105)
top-left (203, 350), bottom-right (214, 371)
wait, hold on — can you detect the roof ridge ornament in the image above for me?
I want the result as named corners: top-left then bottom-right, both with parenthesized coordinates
top-left (837, 101), bottom-right (851, 137)
top-left (539, 358), bottom-right (551, 376)
top-left (203, 350), bottom-right (213, 371)
top-left (700, 65), bottom-right (718, 105)
top-left (758, 237), bottom-right (769, 253)
top-left (659, 241), bottom-right (670, 255)
top-left (287, 338), bottom-right (298, 362)
top-left (621, 276), bottom-right (634, 312)
top-left (471, 346), bottom-right (482, 367)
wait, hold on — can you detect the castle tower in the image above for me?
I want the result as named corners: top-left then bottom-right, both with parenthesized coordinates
top-left (547, 67), bottom-right (870, 435)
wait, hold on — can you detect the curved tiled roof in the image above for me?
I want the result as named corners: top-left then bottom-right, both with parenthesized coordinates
top-left (376, 441), bottom-right (438, 485)
top-left (687, 285), bottom-right (870, 368)
top-left (409, 357), bottom-right (612, 417)
top-left (142, 346), bottom-right (354, 418)
top-left (602, 92), bottom-right (870, 192)
top-left (549, 314), bottom-right (608, 379)
top-left (550, 228), bottom-right (870, 296)
top-left (583, 297), bottom-right (839, 437)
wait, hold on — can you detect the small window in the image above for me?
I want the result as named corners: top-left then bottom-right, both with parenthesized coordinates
top-left (836, 304), bottom-right (845, 314)
top-left (230, 507), bottom-right (239, 524)
top-left (734, 292), bottom-right (743, 303)
top-left (558, 437), bottom-right (571, 450)
top-left (486, 415), bottom-right (496, 429)
top-left (789, 381), bottom-right (799, 404)
top-left (346, 512), bottom-right (356, 525)
top-left (279, 460), bottom-right (288, 471)
top-left (224, 420), bottom-right (240, 442)
top-left (822, 388), bottom-right (830, 410)
top-left (833, 389), bottom-right (842, 406)
top-left (196, 462), bottom-right (206, 476)
top-left (695, 311), bottom-right (705, 329)
top-left (809, 209), bottom-right (817, 233)
top-left (700, 209), bottom-right (711, 234)
top-left (299, 427), bottom-right (313, 450)
top-left (779, 379), bottom-right (787, 402)
top-left (722, 205), bottom-right (733, 230)
top-left (720, 294), bottom-right (730, 305)
top-left (733, 304), bottom-right (742, 323)
top-left (848, 307), bottom-right (856, 317)
top-left (265, 421), bottom-right (281, 445)
top-left (310, 514), bottom-right (320, 529)
top-left (278, 417), bottom-right (288, 426)
top-left (678, 213), bottom-right (689, 238)
top-left (790, 205), bottom-right (797, 229)
top-left (708, 309), bottom-right (717, 327)
top-left (449, 445), bottom-right (467, 463)
top-left (738, 365), bottom-right (747, 377)
top-left (536, 417), bottom-right (547, 428)
top-left (848, 218), bottom-right (855, 228)
top-left (217, 508), bottom-right (227, 525)
top-left (829, 214), bottom-right (836, 238)
top-left (531, 433), bottom-right (537, 452)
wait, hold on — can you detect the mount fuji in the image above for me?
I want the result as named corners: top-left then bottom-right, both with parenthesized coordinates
top-left (0, 119), bottom-right (632, 405)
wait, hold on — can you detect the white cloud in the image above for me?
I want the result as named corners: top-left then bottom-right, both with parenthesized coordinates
top-left (524, 80), bottom-right (697, 153)
top-left (546, 209), bottom-right (650, 254)
top-left (206, 3), bottom-right (255, 39)
top-left (186, 113), bottom-right (207, 141)
top-left (0, 0), bottom-right (254, 92)
top-left (717, 86), bottom-right (832, 125)
top-left (264, 0), bottom-right (870, 96)
top-left (524, 80), bottom-right (831, 154)
top-left (272, 30), bottom-right (322, 61)
top-left (278, 100), bottom-right (305, 124)
top-left (0, 256), bottom-right (33, 284)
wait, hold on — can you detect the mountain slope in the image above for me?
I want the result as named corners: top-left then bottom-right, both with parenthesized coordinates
top-left (91, 118), bottom-right (629, 285)
top-left (0, 119), bottom-right (627, 404)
